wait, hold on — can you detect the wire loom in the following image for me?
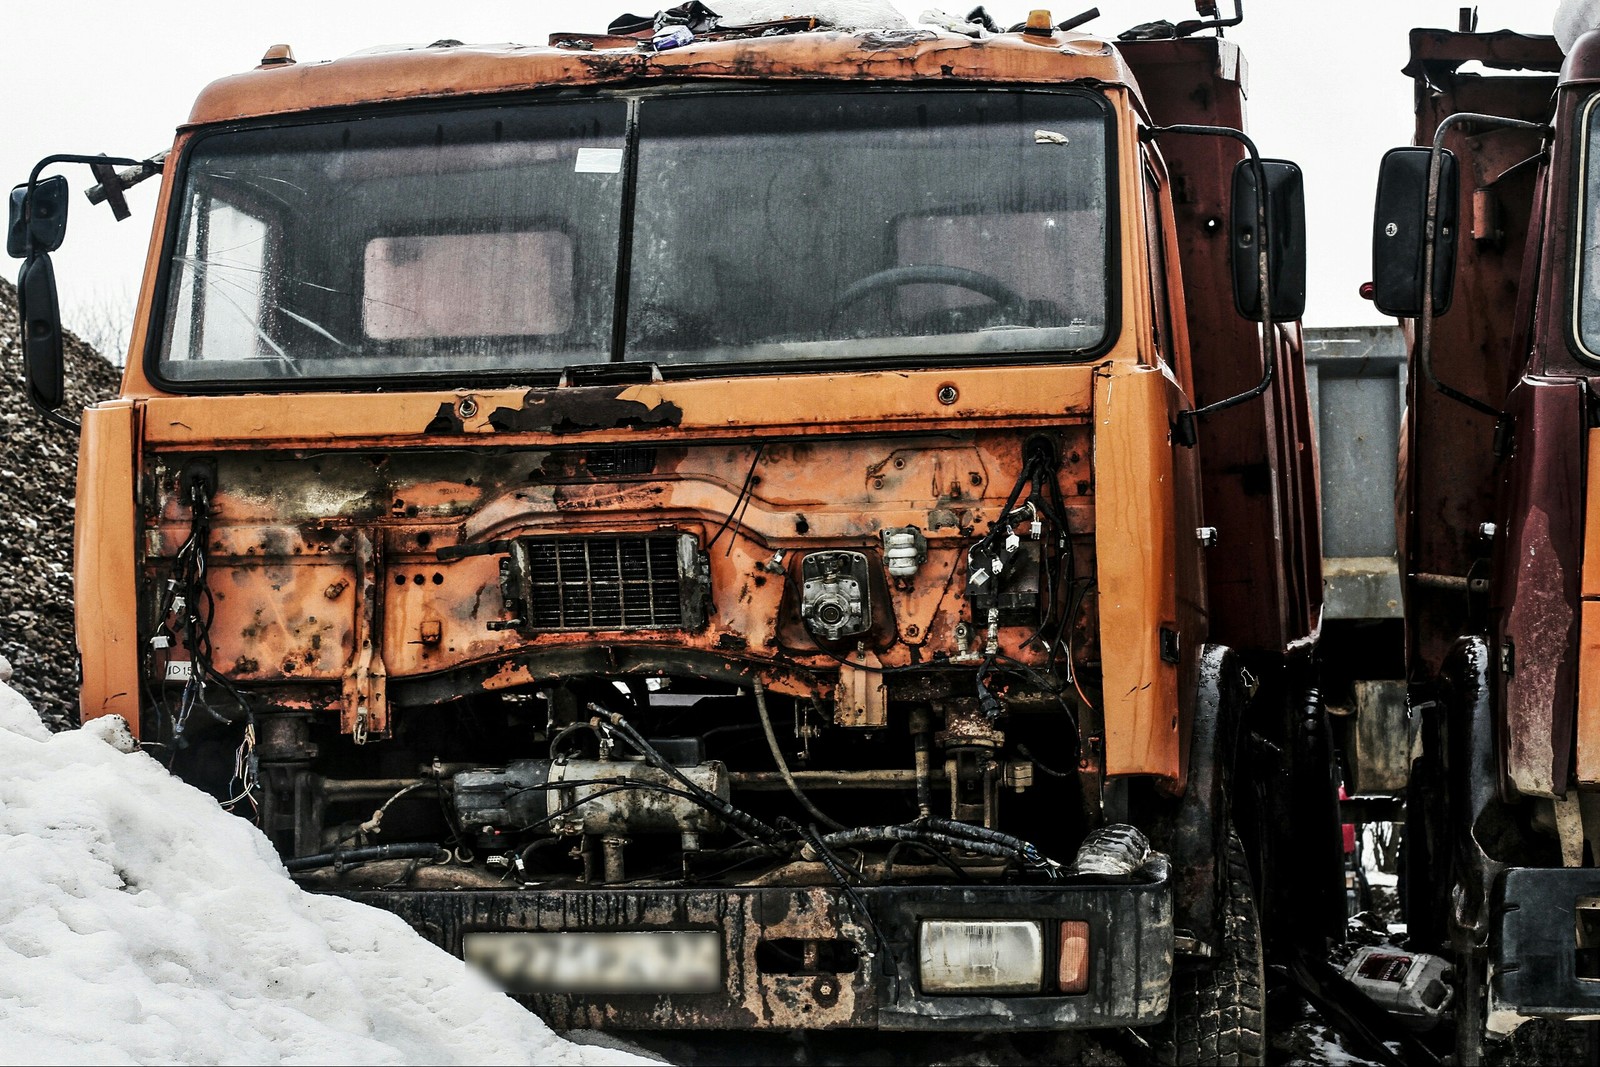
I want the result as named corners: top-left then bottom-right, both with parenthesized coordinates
top-left (144, 471), bottom-right (259, 813)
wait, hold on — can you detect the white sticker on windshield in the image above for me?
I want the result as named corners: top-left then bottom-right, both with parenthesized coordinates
top-left (575, 147), bottom-right (625, 174)
top-left (1033, 129), bottom-right (1070, 145)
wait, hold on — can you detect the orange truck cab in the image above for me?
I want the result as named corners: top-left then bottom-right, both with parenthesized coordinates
top-left (12, 4), bottom-right (1333, 1051)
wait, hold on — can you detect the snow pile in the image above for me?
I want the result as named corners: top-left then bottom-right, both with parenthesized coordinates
top-left (0, 688), bottom-right (652, 1066)
top-left (715, 0), bottom-right (910, 29)
top-left (1557, 0), bottom-right (1600, 51)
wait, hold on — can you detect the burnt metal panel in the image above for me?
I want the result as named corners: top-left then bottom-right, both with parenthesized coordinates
top-left (1490, 867), bottom-right (1600, 1023)
top-left (337, 879), bottom-right (1172, 1031)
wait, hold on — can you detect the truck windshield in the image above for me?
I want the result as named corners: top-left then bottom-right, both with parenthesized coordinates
top-left (157, 90), bottom-right (1110, 385)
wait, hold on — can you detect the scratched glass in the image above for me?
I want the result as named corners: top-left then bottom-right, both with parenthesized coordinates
top-left (158, 100), bottom-right (627, 382)
top-left (156, 89), bottom-right (1109, 385)
top-left (627, 89), bottom-right (1111, 366)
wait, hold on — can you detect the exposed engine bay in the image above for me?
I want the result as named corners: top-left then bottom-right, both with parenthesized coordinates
top-left (134, 425), bottom-right (1166, 903)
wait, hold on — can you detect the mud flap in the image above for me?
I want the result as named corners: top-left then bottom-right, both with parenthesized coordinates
top-left (1144, 642), bottom-right (1243, 953)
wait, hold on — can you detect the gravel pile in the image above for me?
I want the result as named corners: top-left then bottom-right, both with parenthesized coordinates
top-left (0, 276), bottom-right (122, 730)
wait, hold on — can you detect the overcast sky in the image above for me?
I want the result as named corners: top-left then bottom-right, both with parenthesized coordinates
top-left (2, 1), bottom-right (1567, 355)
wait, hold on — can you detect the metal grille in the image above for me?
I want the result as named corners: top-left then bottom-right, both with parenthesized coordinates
top-left (524, 536), bottom-right (683, 631)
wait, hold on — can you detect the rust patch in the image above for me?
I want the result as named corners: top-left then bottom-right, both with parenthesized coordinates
top-left (578, 52), bottom-right (648, 80)
top-left (483, 662), bottom-right (537, 691)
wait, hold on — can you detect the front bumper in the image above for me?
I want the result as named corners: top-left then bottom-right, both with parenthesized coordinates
top-left (342, 876), bottom-right (1172, 1031)
top-left (1490, 867), bottom-right (1600, 1028)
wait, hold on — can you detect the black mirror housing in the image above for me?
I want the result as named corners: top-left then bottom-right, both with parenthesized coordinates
top-left (1230, 158), bottom-right (1307, 323)
top-left (7, 176), bottom-right (70, 259)
top-left (17, 256), bottom-right (66, 411)
top-left (1371, 146), bottom-right (1458, 318)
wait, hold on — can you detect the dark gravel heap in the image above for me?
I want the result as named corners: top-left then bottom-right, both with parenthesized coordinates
top-left (0, 276), bottom-right (122, 730)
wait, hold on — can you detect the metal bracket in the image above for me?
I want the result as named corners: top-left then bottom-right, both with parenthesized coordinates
top-left (833, 647), bottom-right (888, 729)
top-left (342, 529), bottom-right (388, 743)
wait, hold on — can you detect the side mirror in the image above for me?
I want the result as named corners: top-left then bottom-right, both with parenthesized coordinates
top-left (1371, 146), bottom-right (1458, 318)
top-left (7, 176), bottom-right (70, 258)
top-left (1230, 158), bottom-right (1307, 323)
top-left (17, 256), bottom-right (65, 411)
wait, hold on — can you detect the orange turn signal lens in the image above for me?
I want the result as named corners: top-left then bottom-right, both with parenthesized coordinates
top-left (1059, 921), bottom-right (1090, 994)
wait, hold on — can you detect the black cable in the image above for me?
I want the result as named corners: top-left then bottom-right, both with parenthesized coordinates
top-left (819, 818), bottom-right (1056, 872)
top-left (822, 824), bottom-right (1021, 863)
top-left (511, 784), bottom-right (639, 833)
top-left (882, 840), bottom-right (972, 883)
top-left (753, 679), bottom-right (846, 831)
top-left (601, 712), bottom-right (784, 844)
top-left (515, 837), bottom-right (572, 880)
top-left (1015, 744), bottom-right (1072, 778)
top-left (797, 822), bottom-right (899, 978)
top-left (923, 816), bottom-right (1047, 865)
top-left (683, 843), bottom-right (790, 883)
top-left (547, 720), bottom-right (605, 761)
top-left (503, 776), bottom-right (720, 811)
top-left (706, 443), bottom-right (764, 552)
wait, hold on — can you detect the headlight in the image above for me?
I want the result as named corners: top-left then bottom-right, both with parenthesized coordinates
top-left (918, 920), bottom-right (1044, 995)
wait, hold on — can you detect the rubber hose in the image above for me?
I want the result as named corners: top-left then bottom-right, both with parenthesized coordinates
top-left (285, 842), bottom-right (443, 873)
top-left (753, 680), bottom-right (845, 831)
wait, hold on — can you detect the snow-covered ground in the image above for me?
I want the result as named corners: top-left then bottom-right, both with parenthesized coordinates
top-left (0, 678), bottom-right (653, 1066)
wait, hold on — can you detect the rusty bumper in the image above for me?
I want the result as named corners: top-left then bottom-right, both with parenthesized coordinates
top-left (340, 876), bottom-right (1172, 1031)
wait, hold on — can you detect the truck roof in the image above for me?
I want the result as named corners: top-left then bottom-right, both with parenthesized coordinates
top-left (185, 29), bottom-right (1139, 126)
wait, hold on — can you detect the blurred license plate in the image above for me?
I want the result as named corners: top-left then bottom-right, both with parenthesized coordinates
top-left (464, 930), bottom-right (722, 994)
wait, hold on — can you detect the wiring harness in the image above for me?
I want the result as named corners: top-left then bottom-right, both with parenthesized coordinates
top-left (145, 471), bottom-right (259, 813)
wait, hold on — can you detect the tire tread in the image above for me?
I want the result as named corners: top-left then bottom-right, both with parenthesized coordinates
top-left (1151, 828), bottom-right (1265, 1067)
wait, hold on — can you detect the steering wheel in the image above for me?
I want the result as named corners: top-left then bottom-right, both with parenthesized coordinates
top-left (834, 264), bottom-right (1029, 313)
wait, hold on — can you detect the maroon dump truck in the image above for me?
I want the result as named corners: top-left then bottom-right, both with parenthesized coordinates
top-left (9, 3), bottom-right (1339, 1059)
top-left (1369, 12), bottom-right (1600, 1061)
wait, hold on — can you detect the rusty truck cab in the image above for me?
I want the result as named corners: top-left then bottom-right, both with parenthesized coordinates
top-left (13, 12), bottom-right (1327, 1043)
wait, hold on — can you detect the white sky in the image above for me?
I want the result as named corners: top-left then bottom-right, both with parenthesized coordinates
top-left (2, 1), bottom-right (1567, 354)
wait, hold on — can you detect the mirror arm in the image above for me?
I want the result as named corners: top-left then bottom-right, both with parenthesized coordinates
top-left (1417, 113), bottom-right (1549, 419)
top-left (1143, 124), bottom-right (1274, 447)
top-left (29, 393), bottom-right (79, 435)
top-left (20, 154), bottom-right (156, 255)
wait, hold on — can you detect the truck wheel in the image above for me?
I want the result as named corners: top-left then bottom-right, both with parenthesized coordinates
top-left (1152, 828), bottom-right (1266, 1066)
